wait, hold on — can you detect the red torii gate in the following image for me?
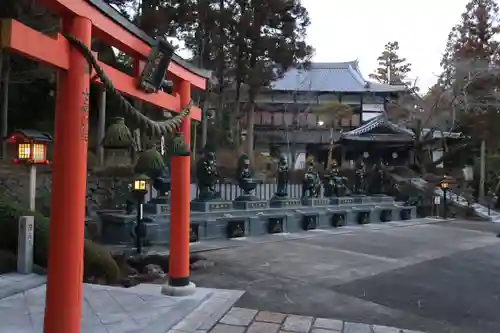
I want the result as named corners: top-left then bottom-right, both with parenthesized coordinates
top-left (0, 0), bottom-right (209, 332)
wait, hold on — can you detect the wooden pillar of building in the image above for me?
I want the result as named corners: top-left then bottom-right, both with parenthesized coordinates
top-left (97, 87), bottom-right (106, 165)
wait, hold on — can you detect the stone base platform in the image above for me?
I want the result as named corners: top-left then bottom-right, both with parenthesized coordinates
top-left (99, 195), bottom-right (417, 246)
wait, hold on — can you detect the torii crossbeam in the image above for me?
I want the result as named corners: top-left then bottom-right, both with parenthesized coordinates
top-left (0, 1), bottom-right (210, 332)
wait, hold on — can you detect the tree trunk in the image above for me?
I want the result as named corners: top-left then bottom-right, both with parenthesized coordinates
top-left (246, 96), bottom-right (255, 161)
top-left (217, 0), bottom-right (226, 142)
top-left (201, 97), bottom-right (209, 148)
top-left (479, 139), bottom-right (486, 201)
top-left (233, 77), bottom-right (243, 148)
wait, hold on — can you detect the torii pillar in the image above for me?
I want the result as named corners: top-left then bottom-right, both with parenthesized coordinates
top-left (44, 16), bottom-right (91, 333)
top-left (162, 79), bottom-right (194, 294)
top-left (0, 0), bottom-right (208, 330)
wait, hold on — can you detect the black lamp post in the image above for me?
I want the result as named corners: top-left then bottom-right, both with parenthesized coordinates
top-left (487, 189), bottom-right (494, 216)
top-left (132, 174), bottom-right (150, 253)
top-left (439, 177), bottom-right (450, 219)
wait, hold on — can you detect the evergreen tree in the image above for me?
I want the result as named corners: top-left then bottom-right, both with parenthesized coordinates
top-left (105, 0), bottom-right (314, 156)
top-left (440, 0), bottom-right (500, 89)
top-left (439, 0), bottom-right (500, 148)
top-left (230, 0), bottom-right (314, 157)
top-left (369, 41), bottom-right (412, 85)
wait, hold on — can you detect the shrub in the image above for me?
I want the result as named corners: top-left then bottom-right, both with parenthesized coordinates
top-left (83, 239), bottom-right (120, 284)
top-left (0, 250), bottom-right (17, 273)
top-left (0, 195), bottom-right (119, 283)
top-left (0, 196), bottom-right (50, 267)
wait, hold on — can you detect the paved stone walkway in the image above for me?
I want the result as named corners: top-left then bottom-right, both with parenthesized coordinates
top-left (0, 276), bottom-right (429, 333)
top-left (0, 219), bottom-right (445, 333)
top-left (0, 273), bottom-right (46, 299)
top-left (0, 278), bottom-right (243, 333)
top-left (206, 307), bottom-right (426, 333)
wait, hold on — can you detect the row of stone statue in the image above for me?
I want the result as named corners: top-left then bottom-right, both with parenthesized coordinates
top-left (195, 150), bottom-right (386, 201)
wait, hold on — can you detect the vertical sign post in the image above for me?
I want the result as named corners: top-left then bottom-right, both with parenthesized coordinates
top-left (17, 216), bottom-right (34, 274)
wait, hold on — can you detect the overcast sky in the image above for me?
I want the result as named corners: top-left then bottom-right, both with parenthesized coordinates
top-left (302, 0), bottom-right (471, 92)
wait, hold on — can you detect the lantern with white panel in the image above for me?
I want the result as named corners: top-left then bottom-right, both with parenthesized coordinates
top-left (7, 130), bottom-right (52, 211)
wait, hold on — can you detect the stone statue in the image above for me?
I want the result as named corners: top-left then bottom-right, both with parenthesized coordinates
top-left (236, 154), bottom-right (258, 196)
top-left (354, 161), bottom-right (367, 195)
top-left (323, 160), bottom-right (337, 198)
top-left (152, 165), bottom-right (171, 201)
top-left (302, 161), bottom-right (321, 198)
top-left (196, 150), bottom-right (220, 200)
top-left (276, 155), bottom-right (289, 197)
top-left (324, 160), bottom-right (347, 197)
top-left (376, 160), bottom-right (386, 194)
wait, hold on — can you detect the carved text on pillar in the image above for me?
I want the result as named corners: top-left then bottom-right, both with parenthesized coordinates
top-left (80, 89), bottom-right (89, 141)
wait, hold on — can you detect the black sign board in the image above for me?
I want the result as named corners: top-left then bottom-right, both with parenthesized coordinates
top-left (138, 38), bottom-right (175, 93)
top-left (227, 220), bottom-right (245, 238)
top-left (189, 223), bottom-right (199, 243)
top-left (267, 217), bottom-right (284, 234)
top-left (302, 215), bottom-right (317, 230)
top-left (357, 211), bottom-right (370, 225)
top-left (380, 209), bottom-right (392, 222)
top-left (332, 213), bottom-right (346, 227)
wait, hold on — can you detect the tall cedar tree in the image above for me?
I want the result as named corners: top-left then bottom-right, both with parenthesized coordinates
top-left (231, 0), bottom-right (313, 157)
top-left (112, 0), bottom-right (239, 146)
top-left (440, 0), bottom-right (500, 149)
top-left (108, 0), bottom-right (314, 155)
top-left (182, 0), bottom-right (237, 146)
top-left (369, 41), bottom-right (412, 85)
top-left (370, 41), bottom-right (415, 125)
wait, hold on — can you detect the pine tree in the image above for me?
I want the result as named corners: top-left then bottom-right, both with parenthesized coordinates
top-left (440, 0), bottom-right (500, 89)
top-left (369, 41), bottom-right (412, 85)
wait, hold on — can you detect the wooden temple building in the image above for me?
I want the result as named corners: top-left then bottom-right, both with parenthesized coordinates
top-left (337, 114), bottom-right (415, 167)
top-left (239, 61), bottom-right (410, 168)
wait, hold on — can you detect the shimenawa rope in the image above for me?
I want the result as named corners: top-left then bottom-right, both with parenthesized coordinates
top-left (62, 33), bottom-right (193, 144)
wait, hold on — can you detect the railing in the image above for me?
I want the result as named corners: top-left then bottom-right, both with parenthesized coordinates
top-left (147, 182), bottom-right (329, 202)
top-left (174, 183), bottom-right (326, 201)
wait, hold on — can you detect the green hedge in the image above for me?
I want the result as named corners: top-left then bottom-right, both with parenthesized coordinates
top-left (0, 196), bottom-right (120, 283)
top-left (0, 250), bottom-right (17, 273)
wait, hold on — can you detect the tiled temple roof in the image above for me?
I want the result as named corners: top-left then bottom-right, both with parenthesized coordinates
top-left (341, 114), bottom-right (415, 137)
top-left (271, 61), bottom-right (407, 93)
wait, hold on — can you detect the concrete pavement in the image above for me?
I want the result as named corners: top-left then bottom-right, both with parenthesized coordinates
top-left (191, 218), bottom-right (500, 333)
top-left (1, 218), bottom-right (497, 332)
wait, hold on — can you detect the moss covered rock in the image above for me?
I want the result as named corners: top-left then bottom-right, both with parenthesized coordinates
top-left (0, 196), bottom-right (119, 283)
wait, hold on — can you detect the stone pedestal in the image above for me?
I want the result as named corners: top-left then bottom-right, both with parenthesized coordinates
top-left (233, 195), bottom-right (269, 210)
top-left (269, 195), bottom-right (301, 208)
top-left (144, 203), bottom-right (170, 214)
top-left (350, 194), bottom-right (368, 204)
top-left (329, 196), bottom-right (355, 205)
top-left (370, 194), bottom-right (394, 203)
top-left (301, 197), bottom-right (330, 206)
top-left (190, 200), bottom-right (233, 212)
